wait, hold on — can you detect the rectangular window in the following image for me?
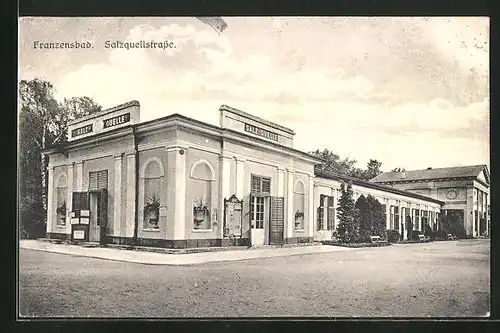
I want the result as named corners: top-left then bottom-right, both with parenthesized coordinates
top-left (317, 195), bottom-right (325, 231)
top-left (327, 196), bottom-right (335, 230)
top-left (390, 205), bottom-right (394, 229)
top-left (394, 206), bottom-right (400, 230)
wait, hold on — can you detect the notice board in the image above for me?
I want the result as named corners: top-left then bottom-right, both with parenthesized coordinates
top-left (224, 194), bottom-right (243, 237)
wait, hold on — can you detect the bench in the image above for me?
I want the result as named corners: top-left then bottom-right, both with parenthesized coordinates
top-left (418, 234), bottom-right (430, 242)
top-left (447, 234), bottom-right (458, 241)
top-left (370, 236), bottom-right (381, 244)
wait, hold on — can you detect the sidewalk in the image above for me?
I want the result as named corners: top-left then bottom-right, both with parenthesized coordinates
top-left (20, 240), bottom-right (355, 266)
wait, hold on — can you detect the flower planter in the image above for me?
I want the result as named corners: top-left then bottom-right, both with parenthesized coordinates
top-left (148, 209), bottom-right (159, 228)
top-left (193, 207), bottom-right (209, 229)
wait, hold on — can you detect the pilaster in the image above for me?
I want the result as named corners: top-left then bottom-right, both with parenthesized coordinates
top-left (235, 158), bottom-right (246, 200)
top-left (113, 154), bottom-right (123, 237)
top-left (167, 146), bottom-right (187, 240)
top-left (66, 164), bottom-right (74, 235)
top-left (47, 167), bottom-right (54, 234)
top-left (125, 153), bottom-right (136, 238)
top-left (75, 161), bottom-right (83, 192)
top-left (286, 168), bottom-right (295, 239)
top-left (308, 174), bottom-right (315, 238)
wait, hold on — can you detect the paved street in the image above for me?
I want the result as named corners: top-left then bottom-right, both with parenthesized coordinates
top-left (19, 239), bottom-right (490, 317)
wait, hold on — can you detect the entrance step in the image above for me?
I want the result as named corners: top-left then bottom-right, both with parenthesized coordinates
top-left (79, 242), bottom-right (100, 248)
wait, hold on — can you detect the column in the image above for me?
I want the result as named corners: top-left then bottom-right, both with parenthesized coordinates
top-left (125, 153), bottom-right (136, 238)
top-left (113, 154), bottom-right (123, 237)
top-left (286, 169), bottom-right (295, 240)
top-left (476, 189), bottom-right (480, 236)
top-left (75, 161), bottom-right (83, 192)
top-left (65, 164), bottom-right (74, 235)
top-left (235, 158), bottom-right (246, 200)
top-left (385, 199), bottom-right (391, 230)
top-left (398, 201), bottom-right (403, 239)
top-left (485, 192), bottom-right (489, 236)
top-left (308, 174), bottom-right (314, 240)
top-left (46, 167), bottom-right (54, 234)
top-left (332, 188), bottom-right (338, 230)
top-left (466, 187), bottom-right (474, 236)
top-left (168, 147), bottom-right (187, 240)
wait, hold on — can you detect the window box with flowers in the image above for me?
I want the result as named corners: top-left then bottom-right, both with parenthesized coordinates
top-left (193, 196), bottom-right (211, 230)
top-left (144, 193), bottom-right (161, 229)
top-left (295, 210), bottom-right (304, 229)
top-left (56, 201), bottom-right (67, 226)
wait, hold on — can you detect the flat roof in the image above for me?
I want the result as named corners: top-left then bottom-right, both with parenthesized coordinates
top-left (67, 100), bottom-right (140, 125)
top-left (371, 164), bottom-right (489, 184)
top-left (220, 104), bottom-right (296, 135)
top-left (48, 111), bottom-right (322, 164)
top-left (315, 168), bottom-right (444, 205)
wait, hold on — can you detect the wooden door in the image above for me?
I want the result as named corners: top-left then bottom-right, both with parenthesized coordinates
top-left (269, 196), bottom-right (284, 245)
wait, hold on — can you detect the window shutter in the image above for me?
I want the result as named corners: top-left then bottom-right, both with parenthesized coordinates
top-left (251, 175), bottom-right (261, 193)
top-left (89, 172), bottom-right (98, 191)
top-left (262, 177), bottom-right (271, 194)
top-left (317, 207), bottom-right (324, 230)
top-left (98, 189), bottom-right (108, 227)
top-left (98, 170), bottom-right (108, 189)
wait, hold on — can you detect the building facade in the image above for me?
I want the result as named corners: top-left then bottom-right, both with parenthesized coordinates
top-left (43, 101), bottom-right (321, 248)
top-left (313, 170), bottom-right (443, 241)
top-left (371, 166), bottom-right (490, 237)
top-left (43, 100), bottom-right (483, 248)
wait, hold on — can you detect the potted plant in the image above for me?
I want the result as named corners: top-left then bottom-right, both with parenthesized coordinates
top-left (144, 193), bottom-right (160, 228)
top-left (193, 196), bottom-right (210, 229)
top-left (56, 201), bottom-right (66, 224)
top-left (295, 210), bottom-right (304, 228)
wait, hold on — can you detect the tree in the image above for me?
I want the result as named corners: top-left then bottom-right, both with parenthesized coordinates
top-left (310, 149), bottom-right (359, 176)
top-left (58, 97), bottom-right (102, 143)
top-left (355, 195), bottom-right (372, 242)
top-left (336, 181), bottom-right (356, 242)
top-left (19, 78), bottom-right (102, 238)
top-left (310, 149), bottom-right (384, 181)
top-left (364, 159), bottom-right (383, 180)
top-left (19, 79), bottom-right (62, 237)
top-left (405, 215), bottom-right (413, 240)
top-left (391, 167), bottom-right (406, 172)
top-left (366, 195), bottom-right (386, 239)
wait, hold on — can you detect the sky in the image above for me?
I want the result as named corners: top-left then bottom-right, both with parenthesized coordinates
top-left (19, 16), bottom-right (490, 172)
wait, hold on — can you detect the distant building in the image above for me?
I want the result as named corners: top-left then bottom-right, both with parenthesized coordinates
top-left (371, 166), bottom-right (490, 237)
top-left (41, 100), bottom-right (485, 248)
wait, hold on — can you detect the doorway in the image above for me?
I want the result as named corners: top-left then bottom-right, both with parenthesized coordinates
top-left (269, 196), bottom-right (284, 245)
top-left (89, 192), bottom-right (100, 242)
top-left (87, 189), bottom-right (108, 244)
top-left (250, 195), bottom-right (268, 246)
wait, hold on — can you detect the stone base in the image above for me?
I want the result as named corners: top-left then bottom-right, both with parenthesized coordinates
top-left (46, 232), bottom-right (70, 241)
top-left (107, 236), bottom-right (250, 249)
top-left (284, 236), bottom-right (314, 244)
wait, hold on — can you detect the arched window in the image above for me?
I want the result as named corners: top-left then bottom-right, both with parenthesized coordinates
top-left (293, 181), bottom-right (305, 230)
top-left (141, 158), bottom-right (164, 229)
top-left (55, 173), bottom-right (67, 226)
top-left (190, 160), bottom-right (215, 230)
